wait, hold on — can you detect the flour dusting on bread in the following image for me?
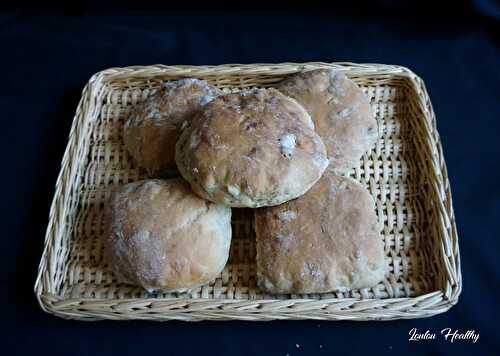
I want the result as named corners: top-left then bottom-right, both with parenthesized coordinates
top-left (105, 179), bottom-right (231, 292)
top-left (277, 69), bottom-right (378, 173)
top-left (175, 88), bottom-right (328, 207)
top-left (124, 79), bottom-right (222, 174)
top-left (278, 210), bottom-right (296, 221)
top-left (255, 173), bottom-right (386, 294)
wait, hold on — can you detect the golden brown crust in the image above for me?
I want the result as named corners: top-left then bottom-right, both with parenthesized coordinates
top-left (175, 88), bottom-right (328, 207)
top-left (277, 69), bottom-right (378, 173)
top-left (255, 173), bottom-right (386, 294)
top-left (124, 79), bottom-right (221, 174)
top-left (104, 178), bottom-right (231, 292)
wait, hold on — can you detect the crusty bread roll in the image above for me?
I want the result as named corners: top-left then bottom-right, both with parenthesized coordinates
top-left (255, 173), bottom-right (386, 294)
top-left (277, 69), bottom-right (378, 173)
top-left (104, 178), bottom-right (231, 292)
top-left (124, 79), bottom-right (221, 174)
top-left (175, 88), bottom-right (329, 208)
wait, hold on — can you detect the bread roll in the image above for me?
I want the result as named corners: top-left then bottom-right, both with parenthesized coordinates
top-left (104, 178), bottom-right (231, 292)
top-left (175, 88), bottom-right (329, 208)
top-left (124, 79), bottom-right (221, 174)
top-left (255, 173), bottom-right (386, 294)
top-left (277, 69), bottom-right (378, 173)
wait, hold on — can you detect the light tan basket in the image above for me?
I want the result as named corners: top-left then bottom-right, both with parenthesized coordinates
top-left (34, 62), bottom-right (461, 321)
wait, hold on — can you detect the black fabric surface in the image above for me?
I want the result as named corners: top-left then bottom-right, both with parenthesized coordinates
top-left (2, 4), bottom-right (499, 355)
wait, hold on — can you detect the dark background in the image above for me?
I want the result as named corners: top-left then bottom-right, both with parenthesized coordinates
top-left (2, 0), bottom-right (499, 355)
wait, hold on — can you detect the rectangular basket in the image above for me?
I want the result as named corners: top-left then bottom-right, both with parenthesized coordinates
top-left (34, 62), bottom-right (461, 321)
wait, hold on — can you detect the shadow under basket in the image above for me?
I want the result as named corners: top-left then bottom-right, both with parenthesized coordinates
top-left (34, 62), bottom-right (461, 321)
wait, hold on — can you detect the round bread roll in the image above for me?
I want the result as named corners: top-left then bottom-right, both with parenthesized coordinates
top-left (104, 178), bottom-right (232, 292)
top-left (175, 88), bottom-right (329, 208)
top-left (255, 173), bottom-right (386, 294)
top-left (277, 69), bottom-right (378, 173)
top-left (124, 78), bottom-right (221, 174)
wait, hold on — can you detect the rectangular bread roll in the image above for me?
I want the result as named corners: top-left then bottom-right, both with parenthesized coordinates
top-left (255, 173), bottom-right (386, 294)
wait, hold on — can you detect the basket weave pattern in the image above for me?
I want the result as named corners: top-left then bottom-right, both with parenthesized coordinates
top-left (35, 63), bottom-right (461, 320)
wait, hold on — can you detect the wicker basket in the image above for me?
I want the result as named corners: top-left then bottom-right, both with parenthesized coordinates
top-left (34, 62), bottom-right (461, 321)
